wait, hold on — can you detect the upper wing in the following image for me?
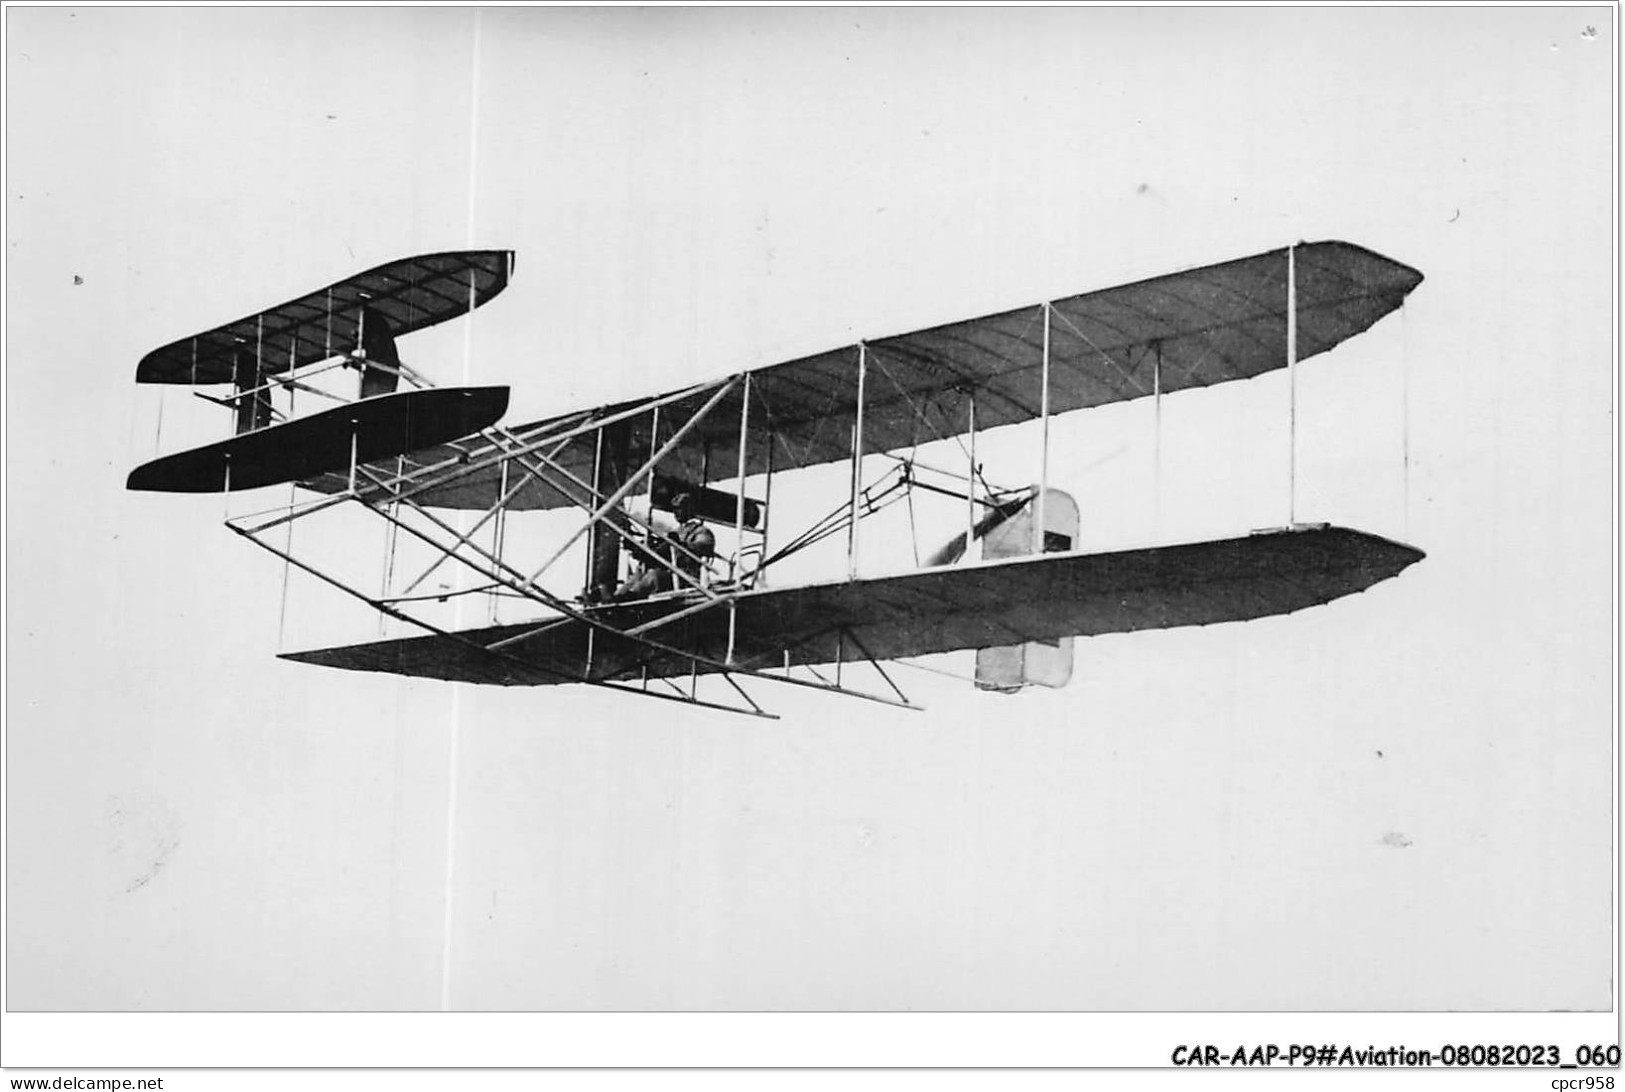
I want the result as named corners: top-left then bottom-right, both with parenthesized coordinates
top-left (331, 240), bottom-right (1421, 511)
top-left (136, 250), bottom-right (515, 385)
top-left (279, 524), bottom-right (1424, 686)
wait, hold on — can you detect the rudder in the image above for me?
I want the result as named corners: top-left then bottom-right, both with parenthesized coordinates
top-left (973, 487), bottom-right (1079, 693)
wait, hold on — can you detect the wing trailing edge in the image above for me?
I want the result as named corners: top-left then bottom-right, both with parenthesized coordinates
top-left (136, 250), bottom-right (515, 385)
top-left (280, 524), bottom-right (1424, 687)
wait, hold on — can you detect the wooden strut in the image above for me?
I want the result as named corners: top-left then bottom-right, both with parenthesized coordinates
top-left (232, 401), bottom-right (663, 568)
top-left (1036, 301), bottom-right (1051, 553)
top-left (838, 626), bottom-right (912, 707)
top-left (347, 418), bottom-right (360, 493)
top-left (644, 405), bottom-right (661, 512)
top-left (848, 344), bottom-right (867, 580)
top-left (728, 373), bottom-right (751, 662)
top-left (618, 623), bottom-right (919, 712)
top-left (522, 375), bottom-right (742, 587)
top-left (514, 444), bottom-right (719, 600)
top-left (759, 425), bottom-right (775, 583)
top-left (310, 462), bottom-right (918, 714)
top-left (734, 625), bottom-right (920, 711)
top-left (255, 315), bottom-right (264, 432)
top-left (229, 516), bottom-right (780, 720)
top-left (1153, 340), bottom-right (1162, 535)
top-left (224, 371), bottom-right (921, 715)
top-left (354, 306), bottom-right (367, 403)
top-left (1287, 242), bottom-right (1298, 525)
top-left (490, 456), bottom-right (510, 623)
top-left (967, 389), bottom-right (977, 559)
top-left (290, 374), bottom-right (731, 543)
top-left (260, 374), bottom-right (729, 530)
top-left (342, 462), bottom-right (882, 710)
top-left (238, 468), bottom-right (780, 715)
top-left (232, 389), bottom-right (693, 543)
top-left (203, 356), bottom-right (353, 416)
top-left (585, 425), bottom-right (604, 594)
top-left (379, 454), bottom-right (404, 635)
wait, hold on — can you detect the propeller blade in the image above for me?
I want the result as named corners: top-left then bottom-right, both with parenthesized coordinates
top-left (925, 532), bottom-right (970, 568)
top-left (925, 488), bottom-right (1035, 566)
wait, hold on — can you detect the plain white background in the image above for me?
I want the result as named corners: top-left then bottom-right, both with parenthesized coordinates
top-left (4, 4), bottom-right (1614, 1046)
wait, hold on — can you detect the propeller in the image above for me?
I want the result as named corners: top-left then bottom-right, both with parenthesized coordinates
top-left (923, 443), bottom-right (1130, 566)
top-left (924, 488), bottom-right (1036, 567)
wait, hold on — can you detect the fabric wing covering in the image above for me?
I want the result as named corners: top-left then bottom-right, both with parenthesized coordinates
top-left (135, 250), bottom-right (515, 385)
top-left (280, 525), bottom-right (1424, 686)
top-left (310, 239), bottom-right (1421, 511)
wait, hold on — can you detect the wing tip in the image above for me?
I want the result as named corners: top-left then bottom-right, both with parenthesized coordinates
top-left (1302, 238), bottom-right (1426, 292)
top-left (131, 248), bottom-right (519, 385)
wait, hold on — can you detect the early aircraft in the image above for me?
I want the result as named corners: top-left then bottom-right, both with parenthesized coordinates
top-left (127, 242), bottom-right (1426, 717)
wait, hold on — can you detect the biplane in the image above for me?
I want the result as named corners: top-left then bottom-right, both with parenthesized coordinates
top-left (127, 241), bottom-right (1425, 718)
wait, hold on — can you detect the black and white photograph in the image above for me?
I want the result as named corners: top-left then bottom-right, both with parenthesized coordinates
top-left (4, 4), bottom-right (1616, 1078)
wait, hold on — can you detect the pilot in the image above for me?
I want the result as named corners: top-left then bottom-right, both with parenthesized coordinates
top-left (667, 493), bottom-right (716, 587)
top-left (614, 492), bottom-right (715, 600)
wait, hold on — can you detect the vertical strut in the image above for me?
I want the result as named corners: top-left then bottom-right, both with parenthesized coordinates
top-left (585, 425), bottom-right (605, 595)
top-left (1036, 302), bottom-right (1051, 552)
top-left (848, 343), bottom-right (867, 580)
top-left (760, 429), bottom-right (775, 580)
top-left (1287, 243), bottom-right (1298, 525)
top-left (491, 456), bottom-right (509, 624)
top-left (348, 418), bottom-right (360, 493)
top-left (1153, 340), bottom-right (1162, 535)
top-left (733, 374), bottom-right (751, 573)
top-left (586, 419), bottom-right (633, 600)
top-left (644, 405), bottom-right (661, 512)
top-left (255, 315), bottom-right (264, 429)
top-left (966, 389), bottom-right (977, 556)
top-left (728, 374), bottom-right (751, 662)
top-left (381, 455), bottom-right (404, 636)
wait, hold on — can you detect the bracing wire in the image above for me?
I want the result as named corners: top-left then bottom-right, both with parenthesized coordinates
top-left (1287, 245), bottom-right (1298, 526)
top-left (905, 462), bottom-right (921, 568)
top-left (939, 403), bottom-right (997, 501)
top-left (760, 467), bottom-right (912, 569)
top-left (153, 388), bottom-right (166, 456)
top-left (892, 656), bottom-right (978, 685)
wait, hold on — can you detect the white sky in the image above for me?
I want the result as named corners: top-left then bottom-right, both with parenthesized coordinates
top-left (3, 2), bottom-right (1616, 1064)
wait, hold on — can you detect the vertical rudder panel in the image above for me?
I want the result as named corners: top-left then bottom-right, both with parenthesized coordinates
top-left (973, 488), bottom-right (1079, 692)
